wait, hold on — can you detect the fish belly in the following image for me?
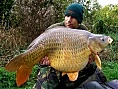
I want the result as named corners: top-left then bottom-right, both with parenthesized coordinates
top-left (49, 48), bottom-right (91, 72)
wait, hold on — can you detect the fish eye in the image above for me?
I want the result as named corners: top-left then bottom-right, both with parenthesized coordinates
top-left (101, 38), bottom-right (105, 41)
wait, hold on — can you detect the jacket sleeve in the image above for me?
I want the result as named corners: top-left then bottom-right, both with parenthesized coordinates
top-left (33, 66), bottom-right (61, 89)
top-left (78, 24), bottom-right (88, 30)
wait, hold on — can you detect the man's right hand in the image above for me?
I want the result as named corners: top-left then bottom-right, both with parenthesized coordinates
top-left (39, 56), bottom-right (50, 66)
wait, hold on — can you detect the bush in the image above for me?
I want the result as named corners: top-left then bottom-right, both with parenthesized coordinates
top-left (0, 0), bottom-right (14, 29)
top-left (0, 67), bottom-right (16, 88)
top-left (0, 65), bottom-right (38, 88)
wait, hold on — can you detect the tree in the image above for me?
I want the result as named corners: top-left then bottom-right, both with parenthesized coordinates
top-left (0, 0), bottom-right (14, 29)
top-left (79, 0), bottom-right (101, 31)
top-left (93, 4), bottom-right (118, 33)
top-left (9, 0), bottom-right (77, 43)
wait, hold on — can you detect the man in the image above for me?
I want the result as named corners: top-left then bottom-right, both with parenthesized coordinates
top-left (33, 3), bottom-right (107, 89)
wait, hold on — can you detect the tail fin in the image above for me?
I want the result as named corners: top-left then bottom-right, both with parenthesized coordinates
top-left (5, 54), bottom-right (33, 86)
top-left (5, 54), bottom-right (23, 72)
top-left (16, 65), bottom-right (32, 87)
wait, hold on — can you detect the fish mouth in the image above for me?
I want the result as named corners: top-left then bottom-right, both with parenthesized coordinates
top-left (108, 37), bottom-right (113, 44)
top-left (99, 50), bottom-right (105, 53)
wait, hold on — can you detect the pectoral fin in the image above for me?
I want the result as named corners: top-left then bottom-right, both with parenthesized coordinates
top-left (92, 54), bottom-right (101, 70)
top-left (62, 72), bottom-right (79, 81)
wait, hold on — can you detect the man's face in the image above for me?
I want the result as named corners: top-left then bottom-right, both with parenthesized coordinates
top-left (64, 16), bottom-right (79, 29)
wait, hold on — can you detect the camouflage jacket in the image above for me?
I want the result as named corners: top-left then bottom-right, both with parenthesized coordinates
top-left (47, 21), bottom-right (88, 30)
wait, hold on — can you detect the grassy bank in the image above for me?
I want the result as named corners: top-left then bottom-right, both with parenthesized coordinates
top-left (102, 61), bottom-right (118, 81)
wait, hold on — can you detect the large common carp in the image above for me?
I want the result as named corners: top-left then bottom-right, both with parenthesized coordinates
top-left (5, 26), bottom-right (113, 86)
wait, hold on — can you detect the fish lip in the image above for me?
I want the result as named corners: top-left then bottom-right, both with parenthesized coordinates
top-left (108, 37), bottom-right (113, 44)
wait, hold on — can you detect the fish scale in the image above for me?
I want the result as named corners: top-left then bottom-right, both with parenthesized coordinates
top-left (47, 30), bottom-right (91, 72)
top-left (5, 26), bottom-right (113, 86)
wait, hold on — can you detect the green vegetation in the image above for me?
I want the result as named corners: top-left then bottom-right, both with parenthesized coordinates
top-left (102, 61), bottom-right (118, 81)
top-left (0, 65), bottom-right (38, 89)
top-left (0, 61), bottom-right (118, 88)
top-left (0, 0), bottom-right (118, 88)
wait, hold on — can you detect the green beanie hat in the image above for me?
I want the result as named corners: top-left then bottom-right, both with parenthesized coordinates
top-left (65, 3), bottom-right (84, 24)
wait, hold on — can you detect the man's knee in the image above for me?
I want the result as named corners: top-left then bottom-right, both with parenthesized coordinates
top-left (83, 81), bottom-right (104, 89)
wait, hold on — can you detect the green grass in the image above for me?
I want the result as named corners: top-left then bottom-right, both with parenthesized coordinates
top-left (0, 65), bottom-right (38, 89)
top-left (102, 61), bottom-right (118, 81)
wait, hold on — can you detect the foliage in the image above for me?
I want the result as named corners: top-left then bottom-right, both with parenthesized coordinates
top-left (0, 0), bottom-right (14, 29)
top-left (82, 0), bottom-right (101, 30)
top-left (102, 61), bottom-right (118, 81)
top-left (0, 65), bottom-right (38, 89)
top-left (0, 67), bottom-right (16, 88)
top-left (94, 5), bottom-right (118, 26)
top-left (92, 4), bottom-right (118, 33)
top-left (0, 28), bottom-right (28, 66)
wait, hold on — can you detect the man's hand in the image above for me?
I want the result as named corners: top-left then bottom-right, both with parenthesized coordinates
top-left (39, 54), bottom-right (95, 66)
top-left (39, 56), bottom-right (50, 66)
